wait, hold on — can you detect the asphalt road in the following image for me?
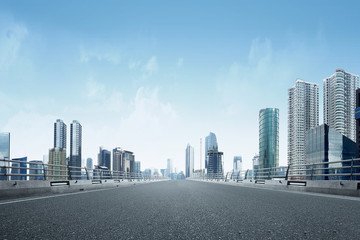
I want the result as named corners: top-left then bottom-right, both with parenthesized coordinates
top-left (1, 180), bottom-right (360, 239)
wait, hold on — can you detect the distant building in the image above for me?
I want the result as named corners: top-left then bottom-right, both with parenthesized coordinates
top-left (54, 119), bottom-right (67, 149)
top-left (252, 154), bottom-right (259, 179)
top-left (0, 132), bottom-right (10, 181)
top-left (324, 68), bottom-right (359, 142)
top-left (305, 124), bottom-right (357, 180)
top-left (48, 147), bottom-right (67, 180)
top-left (70, 120), bottom-right (82, 178)
top-left (259, 108), bottom-right (279, 170)
top-left (134, 161), bottom-right (141, 176)
top-left (356, 88), bottom-right (360, 158)
top-left (98, 147), bottom-right (111, 170)
top-left (207, 149), bottom-right (223, 179)
top-left (86, 158), bottom-right (93, 169)
top-left (160, 169), bottom-right (166, 177)
top-left (11, 157), bottom-right (27, 181)
top-left (113, 147), bottom-right (123, 174)
top-left (29, 160), bottom-right (43, 180)
top-left (167, 159), bottom-right (173, 177)
top-left (144, 169), bottom-right (152, 178)
top-left (205, 132), bottom-right (218, 171)
top-left (123, 150), bottom-right (135, 178)
top-left (233, 156), bottom-right (242, 179)
top-left (185, 144), bottom-right (194, 178)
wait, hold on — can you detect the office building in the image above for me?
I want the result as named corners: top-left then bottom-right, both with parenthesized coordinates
top-left (185, 144), bottom-right (194, 178)
top-left (259, 108), bottom-right (279, 169)
top-left (0, 132), bottom-right (10, 180)
top-left (134, 161), bottom-right (141, 175)
top-left (324, 68), bottom-right (359, 141)
top-left (207, 149), bottom-right (223, 178)
top-left (29, 160), bottom-right (44, 180)
top-left (233, 156), bottom-right (242, 172)
top-left (98, 147), bottom-right (111, 170)
top-left (113, 147), bottom-right (123, 173)
top-left (86, 158), bottom-right (93, 169)
top-left (48, 147), bottom-right (67, 180)
top-left (252, 154), bottom-right (259, 179)
top-left (205, 132), bottom-right (218, 170)
top-left (54, 119), bottom-right (67, 149)
top-left (123, 150), bottom-right (135, 178)
top-left (306, 124), bottom-right (357, 180)
top-left (11, 157), bottom-right (27, 181)
top-left (288, 79), bottom-right (319, 167)
top-left (356, 88), bottom-right (360, 158)
top-left (167, 158), bottom-right (173, 177)
top-left (70, 120), bottom-right (82, 177)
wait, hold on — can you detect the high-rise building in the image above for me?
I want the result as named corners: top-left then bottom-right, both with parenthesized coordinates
top-left (233, 156), bottom-right (242, 172)
top-left (259, 108), bottom-right (279, 169)
top-left (54, 119), bottom-right (67, 149)
top-left (113, 147), bottom-right (123, 173)
top-left (122, 150), bottom-right (135, 178)
top-left (288, 79), bottom-right (319, 167)
top-left (48, 147), bottom-right (67, 180)
top-left (86, 158), bottom-right (93, 169)
top-left (0, 132), bottom-right (10, 181)
top-left (324, 68), bottom-right (359, 141)
top-left (306, 124), bottom-right (357, 180)
top-left (134, 161), bottom-right (141, 176)
top-left (98, 147), bottom-right (111, 170)
top-left (207, 149), bottom-right (223, 178)
top-left (356, 88), bottom-right (360, 158)
top-left (185, 144), bottom-right (194, 178)
top-left (167, 158), bottom-right (173, 177)
top-left (29, 160), bottom-right (44, 180)
top-left (205, 132), bottom-right (218, 170)
top-left (70, 120), bottom-right (82, 177)
top-left (11, 157), bottom-right (27, 180)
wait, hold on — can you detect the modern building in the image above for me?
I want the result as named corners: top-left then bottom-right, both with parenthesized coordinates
top-left (48, 147), bottom-right (67, 180)
top-left (98, 147), bottom-right (111, 170)
top-left (86, 158), bottom-right (93, 170)
top-left (288, 79), bottom-right (319, 168)
top-left (305, 124), bottom-right (357, 180)
top-left (185, 144), bottom-right (194, 178)
top-left (252, 154), bottom-right (259, 179)
top-left (0, 132), bottom-right (10, 180)
top-left (356, 88), bottom-right (360, 158)
top-left (205, 132), bottom-right (218, 170)
top-left (29, 160), bottom-right (44, 180)
top-left (259, 108), bottom-right (279, 170)
top-left (122, 150), bottom-right (135, 178)
top-left (11, 157), bottom-right (27, 181)
top-left (70, 120), bottom-right (82, 177)
top-left (112, 147), bottom-right (123, 174)
top-left (167, 158), bottom-right (173, 177)
top-left (54, 119), bottom-right (67, 149)
top-left (232, 156), bottom-right (242, 179)
top-left (134, 161), bottom-right (141, 176)
top-left (324, 68), bottom-right (359, 142)
top-left (144, 168), bottom-right (152, 178)
top-left (207, 149), bottom-right (223, 179)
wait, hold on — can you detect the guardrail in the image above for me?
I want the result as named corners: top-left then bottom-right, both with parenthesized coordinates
top-left (0, 158), bottom-right (165, 181)
top-left (191, 158), bottom-right (360, 181)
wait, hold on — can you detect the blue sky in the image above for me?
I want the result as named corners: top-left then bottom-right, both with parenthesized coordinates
top-left (1, 0), bottom-right (360, 172)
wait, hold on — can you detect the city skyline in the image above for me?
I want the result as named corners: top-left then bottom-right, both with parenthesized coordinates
top-left (1, 1), bottom-right (360, 172)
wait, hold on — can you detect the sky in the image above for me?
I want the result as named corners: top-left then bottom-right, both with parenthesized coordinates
top-left (1, 0), bottom-right (360, 173)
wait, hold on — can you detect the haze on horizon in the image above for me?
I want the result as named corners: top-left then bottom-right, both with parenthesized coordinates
top-left (1, 0), bottom-right (360, 173)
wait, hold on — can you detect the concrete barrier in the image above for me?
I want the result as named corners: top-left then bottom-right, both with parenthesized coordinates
top-left (0, 179), bottom-right (168, 200)
top-left (189, 178), bottom-right (360, 197)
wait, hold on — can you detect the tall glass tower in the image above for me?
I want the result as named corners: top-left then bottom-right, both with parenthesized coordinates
top-left (205, 132), bottom-right (218, 170)
top-left (259, 108), bottom-right (279, 170)
top-left (0, 132), bottom-right (10, 180)
top-left (324, 68), bottom-right (359, 141)
top-left (185, 144), bottom-right (194, 178)
top-left (54, 119), bottom-right (67, 149)
top-left (70, 120), bottom-right (82, 176)
top-left (288, 79), bottom-right (319, 167)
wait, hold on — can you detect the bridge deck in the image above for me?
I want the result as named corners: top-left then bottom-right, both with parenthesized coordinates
top-left (1, 180), bottom-right (360, 239)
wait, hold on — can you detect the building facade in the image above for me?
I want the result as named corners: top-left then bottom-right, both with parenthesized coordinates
top-left (54, 119), bottom-right (67, 149)
top-left (98, 147), bottom-right (111, 170)
top-left (356, 88), bottom-right (360, 158)
top-left (207, 149), bottom-right (223, 178)
top-left (48, 147), bottom-right (67, 180)
top-left (205, 132), bottom-right (218, 171)
top-left (324, 68), bottom-right (359, 141)
top-left (86, 158), bottom-right (93, 170)
top-left (134, 161), bottom-right (141, 176)
top-left (305, 124), bottom-right (357, 180)
top-left (29, 160), bottom-right (44, 180)
top-left (0, 132), bottom-right (10, 180)
top-left (185, 144), bottom-right (194, 178)
top-left (259, 108), bottom-right (279, 170)
top-left (11, 157), bottom-right (27, 180)
top-left (288, 79), bottom-right (319, 167)
top-left (166, 158), bottom-right (173, 177)
top-left (70, 120), bottom-right (82, 177)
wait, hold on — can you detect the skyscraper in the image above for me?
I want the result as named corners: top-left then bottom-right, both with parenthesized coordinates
top-left (86, 158), bottom-right (93, 170)
top-left (0, 132), bottom-right (10, 181)
top-left (70, 120), bottom-right (82, 177)
top-left (167, 158), bottom-right (173, 177)
top-left (288, 79), bottom-right (319, 166)
top-left (48, 147), bottom-right (67, 180)
top-left (98, 147), bottom-right (111, 170)
top-left (233, 156), bottom-right (242, 172)
top-left (113, 147), bottom-right (123, 173)
top-left (54, 119), bottom-right (67, 149)
top-left (207, 149), bottom-right (223, 178)
top-left (356, 88), bottom-right (360, 158)
top-left (205, 132), bottom-right (218, 170)
top-left (134, 161), bottom-right (141, 176)
top-left (185, 144), bottom-right (194, 178)
top-left (259, 108), bottom-right (279, 170)
top-left (324, 68), bottom-right (359, 141)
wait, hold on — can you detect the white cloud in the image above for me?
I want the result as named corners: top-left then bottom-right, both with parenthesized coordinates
top-left (177, 58), bottom-right (184, 68)
top-left (79, 46), bottom-right (120, 64)
top-left (86, 78), bottom-right (105, 98)
top-left (142, 56), bottom-right (158, 76)
top-left (129, 60), bottom-right (141, 70)
top-left (0, 13), bottom-right (28, 70)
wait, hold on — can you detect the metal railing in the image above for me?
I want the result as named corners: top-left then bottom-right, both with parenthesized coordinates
top-left (0, 159), bottom-right (166, 181)
top-left (190, 158), bottom-right (360, 181)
